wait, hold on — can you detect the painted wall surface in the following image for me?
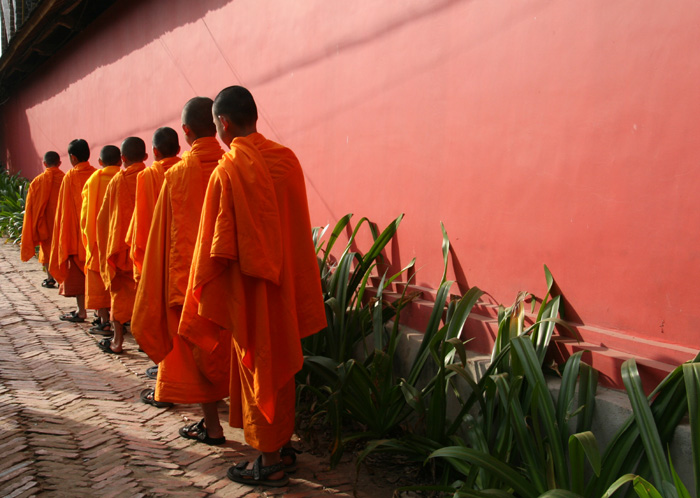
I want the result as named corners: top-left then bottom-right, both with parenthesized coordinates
top-left (2, 0), bottom-right (699, 357)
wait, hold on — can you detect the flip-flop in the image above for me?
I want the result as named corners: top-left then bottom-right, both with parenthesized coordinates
top-left (97, 337), bottom-right (122, 355)
top-left (59, 311), bottom-right (85, 323)
top-left (139, 388), bottom-right (173, 408)
top-left (145, 366), bottom-right (158, 379)
top-left (41, 279), bottom-right (56, 288)
top-left (227, 455), bottom-right (288, 487)
top-left (178, 419), bottom-right (225, 445)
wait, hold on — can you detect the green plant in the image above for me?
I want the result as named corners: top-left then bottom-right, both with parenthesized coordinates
top-left (0, 169), bottom-right (29, 243)
top-left (428, 353), bottom-right (700, 498)
top-left (298, 213), bottom-right (417, 464)
top-left (302, 213), bottom-right (413, 363)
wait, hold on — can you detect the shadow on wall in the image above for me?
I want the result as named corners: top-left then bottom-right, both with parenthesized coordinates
top-left (2, 104), bottom-right (39, 177)
top-left (13, 0), bottom-right (232, 108)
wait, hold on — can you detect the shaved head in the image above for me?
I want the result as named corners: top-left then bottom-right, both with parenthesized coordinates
top-left (121, 137), bottom-right (147, 162)
top-left (182, 97), bottom-right (216, 138)
top-left (152, 127), bottom-right (179, 158)
top-left (212, 86), bottom-right (257, 128)
top-left (43, 151), bottom-right (60, 166)
top-left (68, 139), bottom-right (90, 162)
top-left (100, 145), bottom-right (121, 166)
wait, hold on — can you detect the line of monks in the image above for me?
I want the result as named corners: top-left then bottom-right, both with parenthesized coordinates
top-left (19, 86), bottom-right (327, 487)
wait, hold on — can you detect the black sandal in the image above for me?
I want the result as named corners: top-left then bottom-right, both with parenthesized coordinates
top-left (178, 419), bottom-right (225, 445)
top-left (280, 446), bottom-right (301, 473)
top-left (139, 388), bottom-right (173, 408)
top-left (41, 278), bottom-right (56, 288)
top-left (145, 366), bottom-right (158, 379)
top-left (227, 455), bottom-right (289, 487)
top-left (59, 311), bottom-right (85, 323)
top-left (89, 322), bottom-right (112, 336)
top-left (97, 337), bottom-right (122, 355)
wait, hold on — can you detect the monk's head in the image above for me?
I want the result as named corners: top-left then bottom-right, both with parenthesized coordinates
top-left (120, 137), bottom-right (148, 166)
top-left (99, 145), bottom-right (122, 167)
top-left (67, 139), bottom-right (90, 166)
top-left (181, 97), bottom-right (216, 146)
top-left (212, 86), bottom-right (257, 145)
top-left (43, 151), bottom-right (60, 169)
top-left (152, 127), bottom-right (180, 160)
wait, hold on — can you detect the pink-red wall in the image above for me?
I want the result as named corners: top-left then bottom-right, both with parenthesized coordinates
top-left (2, 0), bottom-right (699, 360)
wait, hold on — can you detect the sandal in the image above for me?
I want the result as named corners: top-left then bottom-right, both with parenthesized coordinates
top-left (59, 311), bottom-right (85, 323)
top-left (97, 337), bottom-right (122, 355)
top-left (41, 278), bottom-right (56, 288)
top-left (139, 388), bottom-right (173, 408)
top-left (89, 322), bottom-right (112, 336)
top-left (145, 366), bottom-right (158, 380)
top-left (280, 446), bottom-right (301, 473)
top-left (227, 455), bottom-right (288, 487)
top-left (178, 419), bottom-right (225, 445)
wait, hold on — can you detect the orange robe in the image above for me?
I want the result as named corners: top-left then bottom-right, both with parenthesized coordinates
top-left (80, 166), bottom-right (121, 309)
top-left (126, 156), bottom-right (180, 282)
top-left (131, 137), bottom-right (226, 404)
top-left (48, 161), bottom-right (96, 284)
top-left (179, 133), bottom-right (326, 451)
top-left (20, 166), bottom-right (65, 263)
top-left (96, 162), bottom-right (145, 323)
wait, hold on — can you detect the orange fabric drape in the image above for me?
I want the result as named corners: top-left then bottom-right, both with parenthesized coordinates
top-left (126, 156), bottom-right (180, 281)
top-left (179, 133), bottom-right (326, 445)
top-left (48, 162), bottom-right (96, 283)
top-left (81, 165), bottom-right (121, 308)
top-left (131, 137), bottom-right (226, 404)
top-left (20, 167), bottom-right (64, 263)
top-left (96, 162), bottom-right (145, 323)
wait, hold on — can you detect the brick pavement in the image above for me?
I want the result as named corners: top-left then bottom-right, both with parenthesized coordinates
top-left (0, 242), bottom-right (391, 498)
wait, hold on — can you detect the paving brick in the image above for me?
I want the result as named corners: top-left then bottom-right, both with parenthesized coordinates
top-left (0, 242), bottom-right (393, 498)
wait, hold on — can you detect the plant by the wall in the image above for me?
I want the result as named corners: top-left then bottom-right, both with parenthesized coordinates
top-left (0, 169), bottom-right (28, 243)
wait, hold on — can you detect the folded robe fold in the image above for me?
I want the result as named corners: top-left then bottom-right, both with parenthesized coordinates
top-left (131, 137), bottom-right (227, 404)
top-left (20, 166), bottom-right (65, 264)
top-left (48, 161), bottom-right (96, 284)
top-left (80, 165), bottom-right (121, 309)
top-left (96, 162), bottom-right (145, 323)
top-left (178, 133), bottom-right (326, 442)
top-left (126, 156), bottom-right (180, 282)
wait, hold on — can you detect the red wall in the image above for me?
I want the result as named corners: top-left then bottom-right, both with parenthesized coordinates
top-left (2, 0), bottom-right (699, 360)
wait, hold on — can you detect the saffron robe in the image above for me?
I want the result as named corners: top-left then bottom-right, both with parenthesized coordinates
top-left (125, 156), bottom-right (180, 282)
top-left (96, 162), bottom-right (145, 323)
top-left (20, 166), bottom-right (65, 263)
top-left (178, 133), bottom-right (326, 451)
top-left (131, 137), bottom-right (226, 404)
top-left (80, 165), bottom-right (121, 309)
top-left (48, 161), bottom-right (96, 284)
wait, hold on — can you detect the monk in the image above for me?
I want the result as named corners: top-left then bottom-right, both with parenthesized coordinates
top-left (126, 127), bottom-right (180, 282)
top-left (95, 137), bottom-right (147, 354)
top-left (131, 97), bottom-right (227, 413)
top-left (80, 145), bottom-right (122, 335)
top-left (20, 151), bottom-right (65, 288)
top-left (49, 139), bottom-right (96, 322)
top-left (178, 86), bottom-right (326, 487)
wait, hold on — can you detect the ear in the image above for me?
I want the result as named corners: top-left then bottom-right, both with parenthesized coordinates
top-left (143, 153), bottom-right (149, 161)
top-left (121, 154), bottom-right (127, 164)
top-left (218, 114), bottom-right (232, 131)
top-left (182, 123), bottom-right (191, 136)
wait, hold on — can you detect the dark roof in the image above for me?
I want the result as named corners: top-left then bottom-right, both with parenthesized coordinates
top-left (0, 0), bottom-right (117, 103)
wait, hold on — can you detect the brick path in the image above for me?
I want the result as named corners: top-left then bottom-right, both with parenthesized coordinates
top-left (0, 242), bottom-right (388, 498)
